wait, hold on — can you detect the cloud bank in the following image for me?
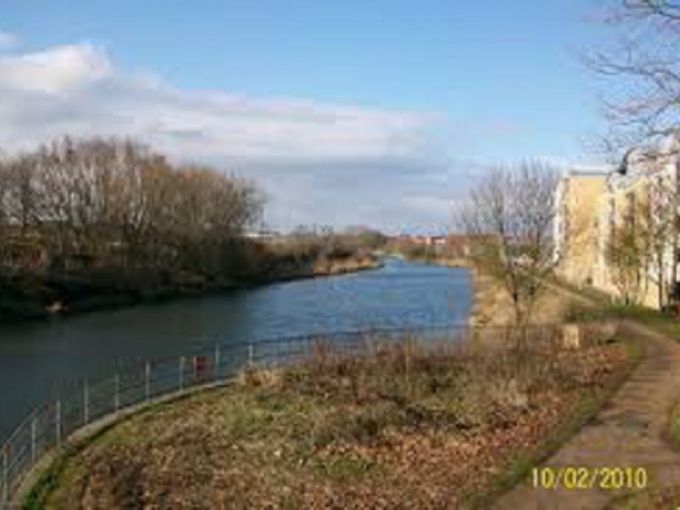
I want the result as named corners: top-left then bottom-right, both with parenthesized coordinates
top-left (0, 41), bottom-right (458, 232)
top-left (0, 29), bottom-right (18, 49)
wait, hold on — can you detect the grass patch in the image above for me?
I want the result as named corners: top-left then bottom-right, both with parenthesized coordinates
top-left (667, 401), bottom-right (680, 450)
top-left (313, 452), bottom-right (377, 481)
top-left (560, 277), bottom-right (680, 340)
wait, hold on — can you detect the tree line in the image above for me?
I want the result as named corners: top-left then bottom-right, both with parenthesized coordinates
top-left (0, 137), bottom-right (262, 287)
top-left (0, 138), bottom-right (388, 320)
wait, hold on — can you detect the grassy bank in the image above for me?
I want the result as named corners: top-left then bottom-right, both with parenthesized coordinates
top-left (26, 328), bottom-right (633, 509)
top-left (566, 301), bottom-right (680, 340)
top-left (559, 274), bottom-right (680, 342)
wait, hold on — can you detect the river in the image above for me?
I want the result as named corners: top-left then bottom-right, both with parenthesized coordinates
top-left (0, 258), bottom-right (471, 442)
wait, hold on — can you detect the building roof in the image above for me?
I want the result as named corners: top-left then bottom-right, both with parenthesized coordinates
top-left (568, 165), bottom-right (614, 177)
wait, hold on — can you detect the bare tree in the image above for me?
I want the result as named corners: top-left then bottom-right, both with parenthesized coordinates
top-left (586, 1), bottom-right (680, 151)
top-left (644, 170), bottom-right (678, 308)
top-left (458, 161), bottom-right (559, 326)
top-left (606, 193), bottom-right (650, 304)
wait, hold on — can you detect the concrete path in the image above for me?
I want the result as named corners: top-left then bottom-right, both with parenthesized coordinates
top-left (494, 321), bottom-right (680, 510)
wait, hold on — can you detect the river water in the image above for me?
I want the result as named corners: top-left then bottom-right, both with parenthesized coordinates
top-left (0, 258), bottom-right (471, 441)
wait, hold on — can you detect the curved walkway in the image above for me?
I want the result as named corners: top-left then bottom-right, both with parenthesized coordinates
top-left (494, 320), bottom-right (680, 509)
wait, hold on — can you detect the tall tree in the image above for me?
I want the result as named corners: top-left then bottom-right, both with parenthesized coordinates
top-left (457, 161), bottom-right (559, 326)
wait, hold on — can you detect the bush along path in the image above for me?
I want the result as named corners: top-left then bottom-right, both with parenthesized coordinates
top-left (494, 320), bottom-right (680, 509)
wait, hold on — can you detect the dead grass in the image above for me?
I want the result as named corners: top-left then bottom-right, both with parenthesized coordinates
top-left (31, 332), bottom-right (631, 509)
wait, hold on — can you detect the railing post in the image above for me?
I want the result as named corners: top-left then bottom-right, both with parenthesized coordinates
top-left (55, 400), bottom-right (61, 446)
top-left (83, 380), bottom-right (89, 424)
top-left (214, 344), bottom-right (220, 380)
top-left (2, 446), bottom-right (8, 509)
top-left (179, 356), bottom-right (185, 391)
top-left (114, 374), bottom-right (120, 413)
top-left (31, 417), bottom-right (37, 465)
top-left (145, 362), bottom-right (151, 401)
top-left (248, 342), bottom-right (254, 366)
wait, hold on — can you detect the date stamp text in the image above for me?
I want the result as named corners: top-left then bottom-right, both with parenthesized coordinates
top-left (532, 466), bottom-right (648, 490)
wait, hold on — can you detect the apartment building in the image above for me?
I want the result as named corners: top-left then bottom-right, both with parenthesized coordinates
top-left (553, 167), bottom-right (610, 287)
top-left (555, 136), bottom-right (680, 310)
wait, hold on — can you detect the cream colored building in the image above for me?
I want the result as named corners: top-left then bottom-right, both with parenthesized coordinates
top-left (555, 137), bottom-right (680, 310)
top-left (553, 167), bottom-right (609, 287)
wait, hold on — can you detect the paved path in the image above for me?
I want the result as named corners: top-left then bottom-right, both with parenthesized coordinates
top-left (494, 320), bottom-right (680, 510)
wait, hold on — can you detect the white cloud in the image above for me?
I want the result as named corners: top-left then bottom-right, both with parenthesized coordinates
top-left (0, 29), bottom-right (18, 49)
top-left (0, 43), bottom-right (434, 161)
top-left (0, 44), bottom-right (112, 95)
top-left (0, 42), bottom-right (463, 231)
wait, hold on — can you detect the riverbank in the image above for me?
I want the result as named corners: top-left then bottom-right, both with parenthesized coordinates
top-left (0, 254), bottom-right (383, 325)
top-left (24, 329), bottom-right (633, 509)
top-left (467, 270), bottom-right (595, 327)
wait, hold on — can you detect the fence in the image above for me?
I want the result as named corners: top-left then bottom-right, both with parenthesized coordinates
top-left (1, 323), bottom-right (482, 509)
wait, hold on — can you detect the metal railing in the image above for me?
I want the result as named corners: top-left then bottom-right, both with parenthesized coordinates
top-left (0, 323), bottom-right (477, 508)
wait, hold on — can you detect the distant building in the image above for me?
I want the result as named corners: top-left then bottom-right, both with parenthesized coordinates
top-left (395, 234), bottom-right (447, 247)
top-left (243, 230), bottom-right (282, 242)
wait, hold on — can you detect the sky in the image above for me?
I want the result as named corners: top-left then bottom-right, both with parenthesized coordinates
top-left (0, 0), bottom-right (609, 233)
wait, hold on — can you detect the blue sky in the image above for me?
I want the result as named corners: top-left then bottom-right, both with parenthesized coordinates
top-left (0, 0), bottom-right (609, 232)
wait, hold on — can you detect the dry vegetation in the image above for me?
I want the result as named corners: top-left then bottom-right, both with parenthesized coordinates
top-left (256, 226), bottom-right (384, 282)
top-left (30, 329), bottom-right (632, 510)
